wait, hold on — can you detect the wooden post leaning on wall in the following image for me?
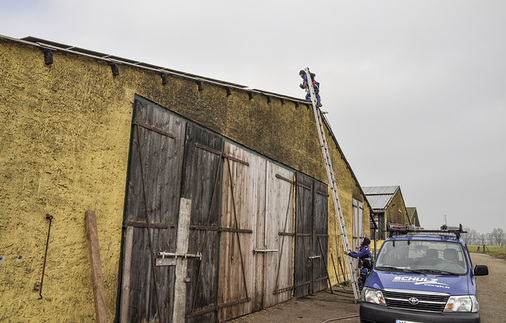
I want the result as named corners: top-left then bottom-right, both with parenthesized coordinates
top-left (85, 211), bottom-right (107, 323)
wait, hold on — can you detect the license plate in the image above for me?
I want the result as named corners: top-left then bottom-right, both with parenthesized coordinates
top-left (396, 320), bottom-right (421, 323)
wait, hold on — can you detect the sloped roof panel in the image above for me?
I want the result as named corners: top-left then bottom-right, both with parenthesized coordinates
top-left (362, 186), bottom-right (399, 195)
top-left (362, 186), bottom-right (400, 211)
top-left (366, 194), bottom-right (393, 210)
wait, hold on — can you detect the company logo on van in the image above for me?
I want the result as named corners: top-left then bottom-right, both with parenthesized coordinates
top-left (392, 276), bottom-right (450, 289)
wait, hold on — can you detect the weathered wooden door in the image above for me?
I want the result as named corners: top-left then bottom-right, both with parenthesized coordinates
top-left (262, 162), bottom-right (294, 307)
top-left (312, 180), bottom-right (329, 293)
top-left (217, 142), bottom-right (260, 321)
top-left (120, 99), bottom-right (186, 322)
top-left (217, 143), bottom-right (295, 321)
top-left (181, 123), bottom-right (223, 323)
top-left (294, 173), bottom-right (329, 298)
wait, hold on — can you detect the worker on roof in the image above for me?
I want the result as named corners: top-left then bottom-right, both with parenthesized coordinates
top-left (299, 70), bottom-right (322, 107)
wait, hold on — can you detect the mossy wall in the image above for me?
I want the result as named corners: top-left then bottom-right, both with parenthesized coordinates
top-left (0, 38), bottom-right (369, 321)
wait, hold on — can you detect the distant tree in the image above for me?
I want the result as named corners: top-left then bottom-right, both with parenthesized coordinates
top-left (486, 233), bottom-right (492, 245)
top-left (490, 228), bottom-right (505, 246)
top-left (463, 227), bottom-right (480, 245)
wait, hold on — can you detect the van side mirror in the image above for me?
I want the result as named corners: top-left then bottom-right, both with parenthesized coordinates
top-left (474, 264), bottom-right (488, 276)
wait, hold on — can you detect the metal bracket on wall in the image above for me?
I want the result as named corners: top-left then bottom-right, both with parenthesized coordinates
top-left (155, 251), bottom-right (202, 266)
top-left (253, 249), bottom-right (279, 254)
top-left (42, 49), bottom-right (53, 65)
top-left (108, 62), bottom-right (119, 76)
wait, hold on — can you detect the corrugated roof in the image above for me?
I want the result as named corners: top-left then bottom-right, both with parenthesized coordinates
top-left (362, 186), bottom-right (399, 211)
top-left (362, 186), bottom-right (399, 195)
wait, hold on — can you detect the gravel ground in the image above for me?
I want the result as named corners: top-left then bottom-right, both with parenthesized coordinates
top-left (471, 252), bottom-right (506, 322)
top-left (230, 285), bottom-right (360, 323)
top-left (229, 252), bottom-right (504, 322)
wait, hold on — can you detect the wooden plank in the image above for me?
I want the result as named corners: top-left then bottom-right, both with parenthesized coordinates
top-left (124, 220), bottom-right (171, 229)
top-left (119, 226), bottom-right (133, 323)
top-left (134, 119), bottom-right (176, 138)
top-left (190, 225), bottom-right (253, 234)
top-left (85, 211), bottom-right (107, 323)
top-left (173, 198), bottom-right (192, 323)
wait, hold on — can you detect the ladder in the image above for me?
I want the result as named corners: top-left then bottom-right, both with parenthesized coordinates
top-left (303, 67), bottom-right (361, 301)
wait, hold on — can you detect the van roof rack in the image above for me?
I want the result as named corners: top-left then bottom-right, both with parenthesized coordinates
top-left (387, 224), bottom-right (466, 239)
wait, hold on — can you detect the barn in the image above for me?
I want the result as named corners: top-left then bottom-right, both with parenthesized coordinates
top-left (0, 35), bottom-right (371, 322)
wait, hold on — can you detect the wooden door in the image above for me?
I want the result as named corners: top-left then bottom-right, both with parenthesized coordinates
top-left (217, 142), bottom-right (260, 321)
top-left (263, 162), bottom-right (294, 307)
top-left (181, 123), bottom-right (223, 323)
top-left (294, 173), bottom-right (313, 298)
top-left (217, 144), bottom-right (295, 320)
top-left (294, 173), bottom-right (329, 298)
top-left (312, 180), bottom-right (329, 293)
top-left (120, 99), bottom-right (186, 322)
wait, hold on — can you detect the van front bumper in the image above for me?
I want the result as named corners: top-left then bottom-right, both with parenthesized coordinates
top-left (360, 302), bottom-right (481, 323)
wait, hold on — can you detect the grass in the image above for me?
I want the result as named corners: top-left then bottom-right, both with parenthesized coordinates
top-left (468, 245), bottom-right (506, 259)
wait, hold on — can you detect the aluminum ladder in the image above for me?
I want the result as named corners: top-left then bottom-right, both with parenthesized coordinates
top-left (303, 67), bottom-right (361, 301)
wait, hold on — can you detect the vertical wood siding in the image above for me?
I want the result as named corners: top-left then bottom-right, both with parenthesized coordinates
top-left (120, 98), bottom-right (328, 322)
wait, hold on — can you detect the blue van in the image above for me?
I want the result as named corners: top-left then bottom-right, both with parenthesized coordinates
top-left (360, 225), bottom-right (488, 323)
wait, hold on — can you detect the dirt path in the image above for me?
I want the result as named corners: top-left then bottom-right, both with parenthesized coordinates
top-left (229, 253), bottom-right (504, 322)
top-left (471, 253), bottom-right (506, 322)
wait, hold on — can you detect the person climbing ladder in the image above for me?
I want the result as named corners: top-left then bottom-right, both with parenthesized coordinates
top-left (299, 69), bottom-right (322, 107)
top-left (347, 237), bottom-right (372, 290)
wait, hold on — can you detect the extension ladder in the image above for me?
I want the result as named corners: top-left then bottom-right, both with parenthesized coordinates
top-left (303, 67), bottom-right (361, 301)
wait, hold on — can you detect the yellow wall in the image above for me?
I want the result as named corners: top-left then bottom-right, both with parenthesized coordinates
top-left (0, 40), bottom-right (133, 321)
top-left (0, 38), bottom-right (369, 321)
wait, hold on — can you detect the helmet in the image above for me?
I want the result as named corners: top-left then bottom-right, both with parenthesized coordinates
top-left (362, 237), bottom-right (371, 246)
top-left (299, 70), bottom-right (306, 75)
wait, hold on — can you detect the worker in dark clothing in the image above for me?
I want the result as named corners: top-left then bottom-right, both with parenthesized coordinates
top-left (347, 237), bottom-right (372, 290)
top-left (299, 70), bottom-right (322, 107)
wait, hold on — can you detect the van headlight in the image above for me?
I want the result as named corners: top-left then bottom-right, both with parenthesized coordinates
top-left (361, 287), bottom-right (386, 306)
top-left (444, 295), bottom-right (479, 312)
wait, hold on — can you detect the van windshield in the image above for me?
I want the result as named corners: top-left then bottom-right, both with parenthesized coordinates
top-left (375, 240), bottom-right (468, 275)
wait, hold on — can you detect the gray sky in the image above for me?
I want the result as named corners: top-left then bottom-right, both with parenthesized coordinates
top-left (2, 0), bottom-right (505, 234)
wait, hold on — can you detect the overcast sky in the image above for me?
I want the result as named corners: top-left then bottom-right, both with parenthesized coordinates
top-left (2, 1), bottom-right (505, 234)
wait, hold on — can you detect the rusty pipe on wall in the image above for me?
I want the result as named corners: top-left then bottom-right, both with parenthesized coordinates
top-left (39, 214), bottom-right (53, 299)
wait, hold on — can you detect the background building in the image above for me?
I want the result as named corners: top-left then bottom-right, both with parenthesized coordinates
top-left (363, 185), bottom-right (410, 240)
